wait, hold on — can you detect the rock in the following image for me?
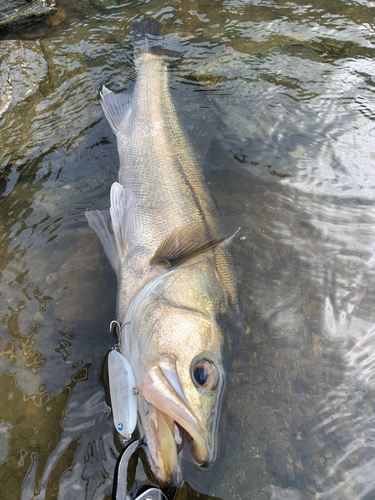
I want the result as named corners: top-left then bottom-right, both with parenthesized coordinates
top-left (45, 5), bottom-right (66, 26)
top-left (302, 299), bottom-right (321, 317)
top-left (0, 0), bottom-right (56, 28)
top-left (0, 40), bottom-right (48, 117)
top-left (286, 454), bottom-right (295, 481)
top-left (305, 484), bottom-right (317, 494)
top-left (251, 331), bottom-right (262, 344)
top-left (324, 449), bottom-right (333, 459)
top-left (303, 343), bottom-right (324, 359)
top-left (266, 448), bottom-right (286, 475)
top-left (295, 459), bottom-right (304, 471)
top-left (312, 454), bottom-right (325, 467)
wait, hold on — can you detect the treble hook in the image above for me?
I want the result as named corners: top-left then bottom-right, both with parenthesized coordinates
top-left (110, 320), bottom-right (121, 337)
top-left (133, 388), bottom-right (150, 416)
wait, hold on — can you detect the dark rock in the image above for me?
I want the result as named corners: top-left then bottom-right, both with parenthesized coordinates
top-left (0, 0), bottom-right (57, 28)
top-left (266, 448), bottom-right (287, 476)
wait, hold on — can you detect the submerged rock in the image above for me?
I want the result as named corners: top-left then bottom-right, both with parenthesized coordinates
top-left (0, 0), bottom-right (56, 28)
top-left (0, 39), bottom-right (48, 117)
top-left (45, 5), bottom-right (66, 26)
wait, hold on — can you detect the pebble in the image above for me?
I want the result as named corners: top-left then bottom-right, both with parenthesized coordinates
top-left (306, 484), bottom-right (317, 494)
top-left (324, 449), bottom-right (333, 459)
top-left (312, 454), bottom-right (325, 466)
top-left (46, 274), bottom-right (57, 284)
top-left (295, 459), bottom-right (305, 470)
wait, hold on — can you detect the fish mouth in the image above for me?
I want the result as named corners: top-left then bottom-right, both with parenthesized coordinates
top-left (139, 364), bottom-right (211, 486)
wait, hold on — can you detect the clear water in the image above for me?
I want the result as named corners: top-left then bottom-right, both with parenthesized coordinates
top-left (1, 1), bottom-right (375, 499)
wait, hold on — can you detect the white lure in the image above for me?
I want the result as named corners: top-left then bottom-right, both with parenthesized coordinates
top-left (108, 349), bottom-right (137, 439)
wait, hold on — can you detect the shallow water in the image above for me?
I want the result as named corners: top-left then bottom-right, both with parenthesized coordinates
top-left (1, 0), bottom-right (375, 499)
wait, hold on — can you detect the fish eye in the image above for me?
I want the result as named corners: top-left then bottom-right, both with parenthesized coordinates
top-left (192, 359), bottom-right (218, 390)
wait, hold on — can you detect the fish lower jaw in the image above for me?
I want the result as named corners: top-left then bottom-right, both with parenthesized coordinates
top-left (141, 405), bottom-right (181, 486)
top-left (147, 451), bottom-right (180, 488)
top-left (141, 406), bottom-right (207, 487)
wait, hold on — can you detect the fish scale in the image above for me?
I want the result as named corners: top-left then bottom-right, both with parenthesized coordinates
top-left (118, 53), bottom-right (217, 253)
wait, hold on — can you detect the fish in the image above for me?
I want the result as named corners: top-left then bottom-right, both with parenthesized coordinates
top-left (86, 19), bottom-right (242, 487)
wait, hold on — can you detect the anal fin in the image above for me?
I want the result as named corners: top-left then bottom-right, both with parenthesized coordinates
top-left (100, 86), bottom-right (132, 135)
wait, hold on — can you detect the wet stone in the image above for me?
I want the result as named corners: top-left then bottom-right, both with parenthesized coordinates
top-left (302, 343), bottom-right (324, 359)
top-left (324, 449), bottom-right (333, 459)
top-left (305, 484), bottom-right (317, 494)
top-left (251, 331), bottom-right (262, 344)
top-left (0, 39), bottom-right (48, 117)
top-left (274, 348), bottom-right (301, 361)
top-left (266, 449), bottom-right (286, 476)
top-left (45, 5), bottom-right (66, 26)
top-left (286, 454), bottom-right (295, 481)
top-left (295, 459), bottom-right (305, 471)
top-left (46, 274), bottom-right (57, 285)
top-left (0, 0), bottom-right (56, 28)
top-left (312, 454), bottom-right (325, 467)
top-left (311, 332), bottom-right (320, 344)
top-left (302, 299), bottom-right (321, 317)
top-left (305, 435), bottom-right (325, 454)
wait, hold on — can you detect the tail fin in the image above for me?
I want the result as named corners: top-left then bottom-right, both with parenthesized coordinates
top-left (130, 18), bottom-right (161, 38)
top-left (130, 19), bottom-right (161, 59)
top-left (130, 18), bottom-right (181, 62)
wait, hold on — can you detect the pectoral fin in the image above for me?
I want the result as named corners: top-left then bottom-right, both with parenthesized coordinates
top-left (86, 209), bottom-right (120, 274)
top-left (150, 217), bottom-right (239, 267)
top-left (86, 182), bottom-right (136, 276)
top-left (110, 182), bottom-right (136, 261)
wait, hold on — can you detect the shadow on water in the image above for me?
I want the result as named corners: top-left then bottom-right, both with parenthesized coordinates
top-left (1, 0), bottom-right (375, 499)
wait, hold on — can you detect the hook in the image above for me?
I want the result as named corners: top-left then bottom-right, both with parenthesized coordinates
top-left (110, 320), bottom-right (121, 337)
top-left (133, 388), bottom-right (150, 416)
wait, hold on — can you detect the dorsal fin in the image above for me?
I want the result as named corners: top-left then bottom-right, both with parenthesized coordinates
top-left (100, 86), bottom-right (132, 135)
top-left (150, 217), bottom-right (240, 267)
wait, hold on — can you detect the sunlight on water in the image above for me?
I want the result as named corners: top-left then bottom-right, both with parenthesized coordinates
top-left (1, 0), bottom-right (375, 498)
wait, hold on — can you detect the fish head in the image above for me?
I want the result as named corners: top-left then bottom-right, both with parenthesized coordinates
top-left (125, 253), bottom-right (241, 485)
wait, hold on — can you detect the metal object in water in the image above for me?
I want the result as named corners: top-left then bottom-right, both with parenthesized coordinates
top-left (112, 438), bottom-right (171, 500)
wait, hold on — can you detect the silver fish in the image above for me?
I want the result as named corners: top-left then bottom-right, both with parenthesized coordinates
top-left (87, 19), bottom-right (241, 486)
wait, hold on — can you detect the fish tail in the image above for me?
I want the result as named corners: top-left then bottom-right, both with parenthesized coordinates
top-left (130, 18), bottom-right (182, 62)
top-left (130, 19), bottom-right (161, 59)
